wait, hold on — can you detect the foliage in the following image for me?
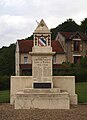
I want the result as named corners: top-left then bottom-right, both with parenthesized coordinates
top-left (80, 56), bottom-right (87, 68)
top-left (25, 35), bottom-right (33, 40)
top-left (81, 18), bottom-right (87, 33)
top-left (51, 18), bottom-right (80, 40)
top-left (53, 60), bottom-right (87, 82)
top-left (0, 76), bottom-right (10, 90)
top-left (0, 44), bottom-right (15, 76)
top-left (75, 68), bottom-right (87, 82)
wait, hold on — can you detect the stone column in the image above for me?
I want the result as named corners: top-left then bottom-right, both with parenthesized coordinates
top-left (30, 46), bottom-right (55, 88)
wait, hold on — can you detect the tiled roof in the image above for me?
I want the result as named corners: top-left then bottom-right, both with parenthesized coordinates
top-left (18, 39), bottom-right (64, 53)
top-left (59, 32), bottom-right (87, 40)
top-left (78, 32), bottom-right (87, 40)
top-left (51, 40), bottom-right (64, 53)
top-left (60, 32), bottom-right (74, 39)
top-left (18, 40), bottom-right (33, 53)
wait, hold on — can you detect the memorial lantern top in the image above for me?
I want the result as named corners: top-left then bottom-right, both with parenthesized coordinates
top-left (33, 19), bottom-right (51, 47)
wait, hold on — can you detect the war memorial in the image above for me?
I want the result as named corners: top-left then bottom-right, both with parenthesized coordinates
top-left (10, 19), bottom-right (77, 109)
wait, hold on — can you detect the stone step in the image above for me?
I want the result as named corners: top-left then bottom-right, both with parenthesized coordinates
top-left (24, 88), bottom-right (60, 93)
top-left (15, 91), bottom-right (70, 109)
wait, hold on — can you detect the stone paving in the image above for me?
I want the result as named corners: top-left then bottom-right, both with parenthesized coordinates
top-left (0, 103), bottom-right (87, 120)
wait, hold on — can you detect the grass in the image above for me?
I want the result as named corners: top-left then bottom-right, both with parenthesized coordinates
top-left (76, 82), bottom-right (87, 103)
top-left (0, 82), bottom-right (87, 103)
top-left (0, 90), bottom-right (10, 103)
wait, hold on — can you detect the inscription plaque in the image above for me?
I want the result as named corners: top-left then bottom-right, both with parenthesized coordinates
top-left (33, 56), bottom-right (52, 82)
top-left (33, 83), bottom-right (51, 88)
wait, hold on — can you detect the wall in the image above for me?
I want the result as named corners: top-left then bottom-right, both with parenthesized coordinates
top-left (83, 41), bottom-right (87, 56)
top-left (66, 40), bottom-right (73, 63)
top-left (56, 32), bottom-right (66, 51)
top-left (10, 76), bottom-right (33, 104)
top-left (53, 76), bottom-right (75, 95)
top-left (10, 76), bottom-right (77, 105)
top-left (20, 53), bottom-right (32, 64)
top-left (55, 54), bottom-right (66, 64)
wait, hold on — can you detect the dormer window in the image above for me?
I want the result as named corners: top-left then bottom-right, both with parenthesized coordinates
top-left (74, 41), bottom-right (80, 51)
top-left (72, 38), bottom-right (82, 52)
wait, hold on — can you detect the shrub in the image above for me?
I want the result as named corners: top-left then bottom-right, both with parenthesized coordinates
top-left (0, 76), bottom-right (10, 90)
top-left (53, 67), bottom-right (87, 83)
top-left (75, 68), bottom-right (87, 82)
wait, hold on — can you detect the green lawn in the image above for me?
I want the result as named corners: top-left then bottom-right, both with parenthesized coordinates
top-left (0, 82), bottom-right (87, 103)
top-left (0, 90), bottom-right (10, 103)
top-left (76, 82), bottom-right (87, 103)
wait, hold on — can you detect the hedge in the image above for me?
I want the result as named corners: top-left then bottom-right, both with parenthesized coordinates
top-left (53, 68), bottom-right (87, 82)
top-left (0, 67), bottom-right (87, 91)
top-left (0, 76), bottom-right (10, 90)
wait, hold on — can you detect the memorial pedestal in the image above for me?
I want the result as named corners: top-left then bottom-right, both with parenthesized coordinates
top-left (15, 88), bottom-right (70, 109)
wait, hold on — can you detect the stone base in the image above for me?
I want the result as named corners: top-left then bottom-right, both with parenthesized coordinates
top-left (15, 90), bottom-right (70, 109)
top-left (24, 88), bottom-right (61, 93)
top-left (10, 76), bottom-right (78, 106)
top-left (70, 94), bottom-right (78, 104)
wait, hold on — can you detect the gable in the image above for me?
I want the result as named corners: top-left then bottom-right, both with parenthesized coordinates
top-left (70, 32), bottom-right (87, 40)
top-left (34, 19), bottom-right (51, 34)
top-left (58, 32), bottom-right (87, 41)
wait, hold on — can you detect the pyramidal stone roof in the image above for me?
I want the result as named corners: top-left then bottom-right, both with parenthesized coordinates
top-left (34, 19), bottom-right (51, 34)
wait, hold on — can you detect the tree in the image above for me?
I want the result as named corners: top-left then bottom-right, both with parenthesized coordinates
top-left (25, 35), bottom-right (33, 40)
top-left (0, 44), bottom-right (15, 76)
top-left (80, 56), bottom-right (87, 68)
top-left (81, 18), bottom-right (87, 33)
top-left (51, 18), bottom-right (80, 40)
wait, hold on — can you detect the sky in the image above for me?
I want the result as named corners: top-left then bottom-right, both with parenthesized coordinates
top-left (0, 0), bottom-right (87, 48)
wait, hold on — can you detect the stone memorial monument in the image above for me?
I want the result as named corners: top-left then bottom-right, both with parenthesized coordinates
top-left (30, 19), bottom-right (55, 89)
top-left (10, 19), bottom-right (78, 109)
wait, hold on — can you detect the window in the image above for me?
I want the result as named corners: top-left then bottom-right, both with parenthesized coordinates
top-left (74, 41), bottom-right (80, 51)
top-left (74, 56), bottom-right (81, 64)
top-left (24, 57), bottom-right (28, 64)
